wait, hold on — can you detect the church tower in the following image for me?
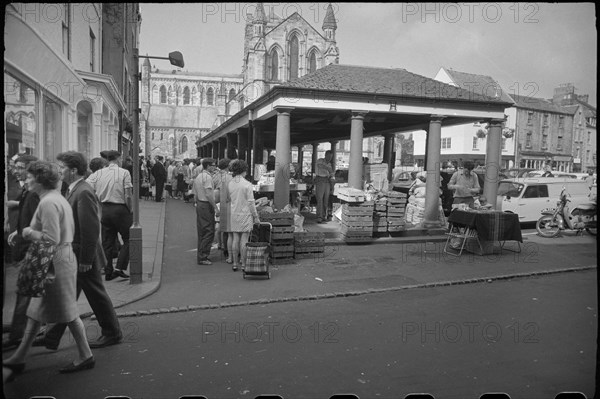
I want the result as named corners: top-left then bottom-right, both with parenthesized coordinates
top-left (322, 3), bottom-right (339, 65)
top-left (243, 3), bottom-right (268, 103)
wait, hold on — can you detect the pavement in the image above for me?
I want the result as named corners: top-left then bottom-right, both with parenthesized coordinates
top-left (2, 198), bottom-right (598, 326)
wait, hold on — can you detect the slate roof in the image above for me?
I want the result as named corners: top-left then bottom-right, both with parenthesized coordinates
top-left (511, 94), bottom-right (572, 114)
top-left (283, 64), bottom-right (511, 105)
top-left (443, 68), bottom-right (515, 104)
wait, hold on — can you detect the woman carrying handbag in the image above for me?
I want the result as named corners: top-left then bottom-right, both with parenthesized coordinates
top-left (3, 161), bottom-right (95, 379)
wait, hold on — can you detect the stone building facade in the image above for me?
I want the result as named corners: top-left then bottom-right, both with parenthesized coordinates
top-left (141, 3), bottom-right (341, 161)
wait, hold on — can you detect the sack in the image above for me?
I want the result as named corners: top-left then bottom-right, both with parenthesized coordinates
top-left (16, 241), bottom-right (57, 297)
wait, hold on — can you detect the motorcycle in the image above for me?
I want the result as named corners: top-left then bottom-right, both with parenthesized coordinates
top-left (536, 186), bottom-right (597, 237)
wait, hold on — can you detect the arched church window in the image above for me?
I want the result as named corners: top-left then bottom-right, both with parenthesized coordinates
top-left (270, 48), bottom-right (279, 81)
top-left (207, 87), bottom-right (214, 106)
top-left (180, 136), bottom-right (188, 153)
top-left (228, 88), bottom-right (236, 102)
top-left (152, 85), bottom-right (159, 103)
top-left (183, 86), bottom-right (190, 105)
top-left (308, 52), bottom-right (317, 74)
top-left (288, 35), bottom-right (299, 80)
top-left (159, 86), bottom-right (167, 103)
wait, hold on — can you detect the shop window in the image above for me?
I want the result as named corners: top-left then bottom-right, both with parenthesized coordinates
top-left (4, 72), bottom-right (38, 157)
top-left (44, 99), bottom-right (63, 162)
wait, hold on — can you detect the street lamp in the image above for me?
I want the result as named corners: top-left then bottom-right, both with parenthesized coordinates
top-left (129, 49), bottom-right (184, 284)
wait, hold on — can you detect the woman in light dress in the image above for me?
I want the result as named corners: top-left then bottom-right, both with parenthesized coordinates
top-left (3, 161), bottom-right (95, 377)
top-left (226, 160), bottom-right (259, 271)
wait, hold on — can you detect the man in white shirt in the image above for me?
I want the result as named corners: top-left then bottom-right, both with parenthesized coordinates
top-left (86, 150), bottom-right (133, 281)
top-left (192, 158), bottom-right (219, 265)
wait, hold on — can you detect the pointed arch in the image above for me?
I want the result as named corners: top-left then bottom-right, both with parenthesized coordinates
top-left (267, 44), bottom-right (283, 81)
top-left (287, 33), bottom-right (300, 80)
top-left (207, 87), bottom-right (214, 106)
top-left (307, 47), bottom-right (321, 75)
top-left (159, 85), bottom-right (167, 103)
top-left (180, 135), bottom-right (188, 154)
top-left (228, 88), bottom-right (236, 102)
top-left (183, 86), bottom-right (191, 105)
top-left (191, 86), bottom-right (198, 105)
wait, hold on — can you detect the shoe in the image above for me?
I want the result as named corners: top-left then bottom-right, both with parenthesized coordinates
top-left (112, 270), bottom-right (129, 279)
top-left (32, 336), bottom-right (59, 350)
top-left (197, 260), bottom-right (212, 265)
top-left (232, 265), bottom-right (238, 271)
top-left (59, 356), bottom-right (95, 373)
top-left (105, 272), bottom-right (117, 281)
top-left (89, 334), bottom-right (122, 349)
top-left (225, 258), bottom-right (233, 264)
top-left (3, 362), bottom-right (25, 374)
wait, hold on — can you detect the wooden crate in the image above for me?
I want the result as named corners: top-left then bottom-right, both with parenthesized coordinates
top-left (271, 226), bottom-right (295, 240)
top-left (294, 232), bottom-right (325, 244)
top-left (259, 212), bottom-right (294, 226)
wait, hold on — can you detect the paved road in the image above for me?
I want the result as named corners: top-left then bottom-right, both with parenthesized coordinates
top-left (3, 269), bottom-right (596, 399)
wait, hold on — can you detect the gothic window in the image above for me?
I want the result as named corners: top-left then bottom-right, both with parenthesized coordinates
top-left (180, 136), bottom-right (188, 153)
top-left (308, 51), bottom-right (317, 74)
top-left (288, 34), bottom-right (299, 80)
top-left (183, 86), bottom-right (190, 105)
top-left (269, 48), bottom-right (279, 81)
top-left (228, 88), bottom-right (236, 102)
top-left (159, 85), bottom-right (167, 103)
top-left (152, 85), bottom-right (159, 103)
top-left (168, 86), bottom-right (175, 105)
top-left (207, 87), bottom-right (214, 106)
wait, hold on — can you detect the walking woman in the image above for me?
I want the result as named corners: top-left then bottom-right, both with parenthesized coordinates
top-left (3, 161), bottom-right (95, 377)
top-left (214, 158), bottom-right (232, 261)
top-left (226, 160), bottom-right (259, 271)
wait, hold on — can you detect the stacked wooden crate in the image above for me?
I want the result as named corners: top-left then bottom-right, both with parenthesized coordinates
top-left (386, 191), bottom-right (408, 233)
top-left (259, 212), bottom-right (295, 260)
top-left (294, 232), bottom-right (325, 258)
top-left (340, 202), bottom-right (374, 243)
top-left (372, 198), bottom-right (389, 236)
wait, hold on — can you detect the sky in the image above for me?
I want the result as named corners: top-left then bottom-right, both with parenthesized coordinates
top-left (139, 2), bottom-right (597, 106)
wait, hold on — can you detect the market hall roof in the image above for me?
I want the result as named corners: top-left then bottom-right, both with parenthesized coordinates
top-left (199, 64), bottom-right (512, 148)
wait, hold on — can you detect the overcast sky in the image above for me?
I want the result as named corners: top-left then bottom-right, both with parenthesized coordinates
top-left (139, 2), bottom-right (597, 106)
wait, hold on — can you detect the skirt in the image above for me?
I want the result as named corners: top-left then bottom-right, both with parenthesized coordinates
top-left (27, 244), bottom-right (78, 324)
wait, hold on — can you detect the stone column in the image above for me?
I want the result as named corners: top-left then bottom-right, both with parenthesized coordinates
top-left (423, 115), bottom-right (444, 228)
top-left (212, 141), bottom-right (218, 160)
top-left (311, 142), bottom-right (319, 175)
top-left (218, 137), bottom-right (226, 160)
top-left (348, 112), bottom-right (366, 190)
top-left (297, 145), bottom-right (304, 175)
top-left (252, 120), bottom-right (265, 179)
top-left (237, 128), bottom-right (248, 163)
top-left (274, 107), bottom-right (293, 209)
top-left (483, 119), bottom-right (504, 209)
top-left (383, 133), bottom-right (395, 181)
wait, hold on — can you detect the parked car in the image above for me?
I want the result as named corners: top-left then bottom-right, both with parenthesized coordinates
top-left (497, 177), bottom-right (591, 222)
top-left (506, 168), bottom-right (536, 178)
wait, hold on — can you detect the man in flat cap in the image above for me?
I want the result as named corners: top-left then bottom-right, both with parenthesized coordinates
top-left (87, 150), bottom-right (133, 281)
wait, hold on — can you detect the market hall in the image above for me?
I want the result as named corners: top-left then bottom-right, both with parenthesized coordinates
top-left (196, 64), bottom-right (511, 231)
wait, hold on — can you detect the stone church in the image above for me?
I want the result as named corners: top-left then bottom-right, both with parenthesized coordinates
top-left (140, 3), bottom-right (343, 161)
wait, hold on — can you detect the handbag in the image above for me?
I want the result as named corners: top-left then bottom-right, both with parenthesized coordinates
top-left (16, 240), bottom-right (57, 297)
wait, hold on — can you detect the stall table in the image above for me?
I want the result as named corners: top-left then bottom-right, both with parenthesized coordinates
top-left (253, 183), bottom-right (307, 208)
top-left (444, 209), bottom-right (522, 256)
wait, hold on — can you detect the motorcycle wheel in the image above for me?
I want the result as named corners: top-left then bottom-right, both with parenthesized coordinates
top-left (586, 214), bottom-right (597, 236)
top-left (536, 215), bottom-right (561, 238)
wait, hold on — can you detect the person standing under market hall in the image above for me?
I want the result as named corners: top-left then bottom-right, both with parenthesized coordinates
top-left (193, 158), bottom-right (219, 265)
top-left (33, 151), bottom-right (122, 350)
top-left (86, 150), bottom-right (133, 281)
top-left (152, 155), bottom-right (168, 202)
top-left (448, 160), bottom-right (480, 209)
top-left (315, 150), bottom-right (334, 223)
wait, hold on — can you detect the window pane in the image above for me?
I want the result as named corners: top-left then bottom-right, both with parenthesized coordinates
top-left (289, 36), bottom-right (299, 80)
top-left (4, 72), bottom-right (38, 157)
top-left (44, 99), bottom-right (62, 162)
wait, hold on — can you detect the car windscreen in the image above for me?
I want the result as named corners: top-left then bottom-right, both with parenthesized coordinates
top-left (497, 181), bottom-right (524, 197)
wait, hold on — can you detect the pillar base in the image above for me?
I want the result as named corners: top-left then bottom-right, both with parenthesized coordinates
top-left (129, 225), bottom-right (143, 285)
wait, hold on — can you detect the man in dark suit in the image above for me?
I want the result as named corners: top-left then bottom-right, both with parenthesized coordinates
top-left (33, 151), bottom-right (122, 350)
top-left (151, 155), bottom-right (168, 202)
top-left (3, 154), bottom-right (40, 350)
